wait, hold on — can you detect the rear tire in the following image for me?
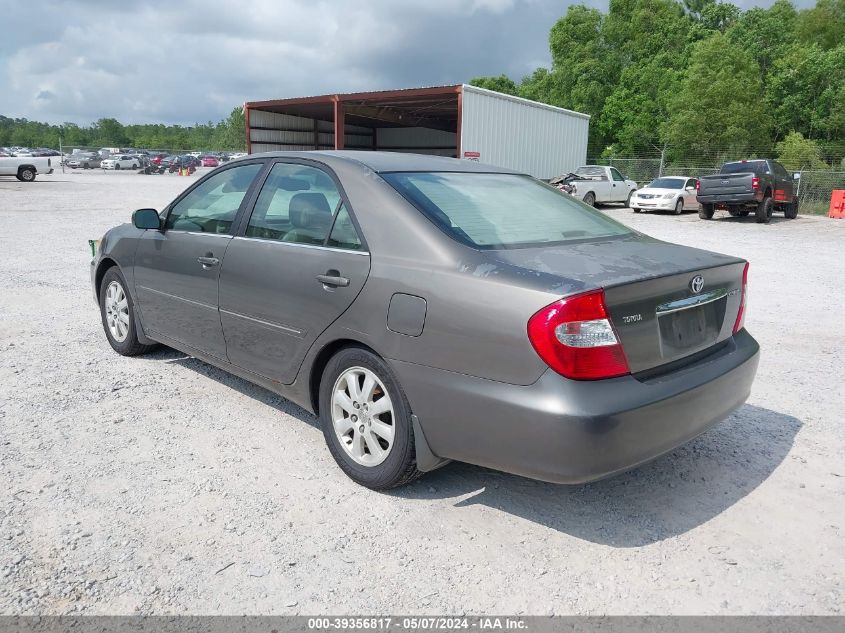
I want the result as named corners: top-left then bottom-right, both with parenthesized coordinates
top-left (674, 199), bottom-right (684, 215)
top-left (17, 167), bottom-right (36, 182)
top-left (99, 267), bottom-right (156, 356)
top-left (756, 197), bottom-right (773, 224)
top-left (319, 347), bottom-right (422, 490)
top-left (784, 196), bottom-right (799, 219)
top-left (632, 208), bottom-right (641, 213)
top-left (115, 164), bottom-right (121, 170)
top-left (583, 192), bottom-right (596, 207)
top-left (698, 203), bottom-right (714, 220)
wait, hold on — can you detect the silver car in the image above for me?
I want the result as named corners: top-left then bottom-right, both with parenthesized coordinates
top-left (91, 152), bottom-right (759, 489)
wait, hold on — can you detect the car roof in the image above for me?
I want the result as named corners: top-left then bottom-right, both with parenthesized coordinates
top-left (237, 150), bottom-right (523, 175)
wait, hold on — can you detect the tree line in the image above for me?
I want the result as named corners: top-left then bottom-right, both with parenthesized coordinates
top-left (0, 107), bottom-right (246, 152)
top-left (471, 0), bottom-right (845, 169)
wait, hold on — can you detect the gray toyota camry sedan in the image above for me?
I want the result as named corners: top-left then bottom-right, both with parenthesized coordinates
top-left (91, 151), bottom-right (759, 489)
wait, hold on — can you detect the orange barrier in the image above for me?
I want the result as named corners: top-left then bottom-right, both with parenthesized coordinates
top-left (830, 190), bottom-right (845, 219)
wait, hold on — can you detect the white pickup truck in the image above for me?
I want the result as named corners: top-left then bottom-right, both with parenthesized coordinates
top-left (563, 165), bottom-right (638, 207)
top-left (0, 155), bottom-right (54, 182)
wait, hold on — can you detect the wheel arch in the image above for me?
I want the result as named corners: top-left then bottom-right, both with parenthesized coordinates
top-left (309, 338), bottom-right (381, 415)
top-left (94, 257), bottom-right (119, 300)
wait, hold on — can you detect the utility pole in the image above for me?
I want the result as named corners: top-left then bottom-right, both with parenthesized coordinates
top-left (59, 136), bottom-right (64, 174)
top-left (658, 145), bottom-right (666, 178)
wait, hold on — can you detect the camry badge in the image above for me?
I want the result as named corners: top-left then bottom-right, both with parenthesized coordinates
top-left (690, 275), bottom-right (705, 294)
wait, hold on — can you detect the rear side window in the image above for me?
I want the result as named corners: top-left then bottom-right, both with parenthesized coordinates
top-left (383, 172), bottom-right (631, 249)
top-left (246, 162), bottom-right (358, 247)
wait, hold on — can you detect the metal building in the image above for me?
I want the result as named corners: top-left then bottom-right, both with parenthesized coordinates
top-left (244, 84), bottom-right (589, 179)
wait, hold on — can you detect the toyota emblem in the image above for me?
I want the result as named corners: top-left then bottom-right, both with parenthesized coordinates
top-left (690, 275), bottom-right (704, 293)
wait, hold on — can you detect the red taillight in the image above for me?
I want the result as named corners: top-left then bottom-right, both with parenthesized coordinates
top-left (751, 176), bottom-right (760, 190)
top-left (695, 180), bottom-right (700, 192)
top-left (733, 262), bottom-right (749, 333)
top-left (527, 289), bottom-right (630, 380)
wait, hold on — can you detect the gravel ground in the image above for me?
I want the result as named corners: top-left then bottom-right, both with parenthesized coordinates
top-left (1, 169), bottom-right (843, 615)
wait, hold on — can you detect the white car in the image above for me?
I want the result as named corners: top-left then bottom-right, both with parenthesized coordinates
top-left (630, 176), bottom-right (699, 215)
top-left (101, 155), bottom-right (139, 170)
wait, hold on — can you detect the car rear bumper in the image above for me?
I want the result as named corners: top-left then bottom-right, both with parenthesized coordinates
top-left (697, 192), bottom-right (763, 205)
top-left (392, 329), bottom-right (760, 484)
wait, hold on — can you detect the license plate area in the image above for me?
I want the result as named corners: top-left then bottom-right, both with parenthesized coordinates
top-left (656, 290), bottom-right (726, 358)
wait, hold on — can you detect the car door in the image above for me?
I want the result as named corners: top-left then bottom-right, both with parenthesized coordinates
top-left (218, 160), bottom-right (371, 385)
top-left (609, 167), bottom-right (628, 202)
top-left (132, 160), bottom-right (265, 360)
top-left (684, 178), bottom-right (698, 209)
top-left (773, 161), bottom-right (792, 201)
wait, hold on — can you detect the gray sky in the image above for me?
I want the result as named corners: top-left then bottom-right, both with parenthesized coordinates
top-left (0, 0), bottom-right (814, 126)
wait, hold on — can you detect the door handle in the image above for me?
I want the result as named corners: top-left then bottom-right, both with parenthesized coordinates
top-left (197, 255), bottom-right (219, 267)
top-left (316, 272), bottom-right (350, 288)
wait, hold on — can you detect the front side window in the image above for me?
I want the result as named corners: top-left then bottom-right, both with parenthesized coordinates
top-left (165, 162), bottom-right (262, 233)
top-left (610, 168), bottom-right (625, 182)
top-left (383, 172), bottom-right (631, 250)
top-left (246, 162), bottom-right (345, 245)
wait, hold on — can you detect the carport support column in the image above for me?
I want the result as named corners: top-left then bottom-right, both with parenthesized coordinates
top-left (333, 98), bottom-right (345, 150)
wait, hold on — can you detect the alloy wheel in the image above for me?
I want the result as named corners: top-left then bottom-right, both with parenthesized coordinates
top-left (104, 280), bottom-right (130, 342)
top-left (331, 366), bottom-right (395, 467)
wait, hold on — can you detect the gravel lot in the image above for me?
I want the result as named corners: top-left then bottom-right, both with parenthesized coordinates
top-left (1, 169), bottom-right (843, 615)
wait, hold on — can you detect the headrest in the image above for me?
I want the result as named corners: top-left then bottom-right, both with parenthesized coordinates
top-left (290, 193), bottom-right (332, 230)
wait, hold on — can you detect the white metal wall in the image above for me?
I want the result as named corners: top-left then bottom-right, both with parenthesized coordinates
top-left (459, 85), bottom-right (589, 179)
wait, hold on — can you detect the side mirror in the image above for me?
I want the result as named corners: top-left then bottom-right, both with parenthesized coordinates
top-left (793, 172), bottom-right (801, 180)
top-left (132, 208), bottom-right (161, 230)
top-left (685, 186), bottom-right (695, 191)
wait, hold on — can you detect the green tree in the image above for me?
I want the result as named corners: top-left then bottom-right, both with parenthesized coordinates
top-left (727, 0), bottom-right (798, 82)
top-left (662, 33), bottom-right (772, 158)
top-left (92, 118), bottom-right (128, 146)
top-left (775, 131), bottom-right (828, 168)
top-left (796, 0), bottom-right (845, 49)
top-left (469, 75), bottom-right (519, 95)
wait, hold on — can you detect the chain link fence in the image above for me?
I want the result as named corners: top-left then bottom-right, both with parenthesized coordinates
top-left (598, 157), bottom-right (844, 215)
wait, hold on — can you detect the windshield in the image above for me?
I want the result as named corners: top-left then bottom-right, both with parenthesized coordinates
top-left (721, 161), bottom-right (768, 174)
top-left (382, 172), bottom-right (631, 250)
top-left (647, 178), bottom-right (685, 189)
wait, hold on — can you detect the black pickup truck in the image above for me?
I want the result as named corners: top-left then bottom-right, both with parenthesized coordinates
top-left (697, 159), bottom-right (798, 223)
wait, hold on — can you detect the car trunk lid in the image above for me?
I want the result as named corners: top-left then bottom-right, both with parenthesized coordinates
top-left (486, 235), bottom-right (746, 374)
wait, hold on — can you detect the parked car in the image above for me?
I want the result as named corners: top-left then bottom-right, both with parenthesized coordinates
top-left (697, 159), bottom-right (798, 223)
top-left (630, 176), bottom-right (699, 215)
top-left (150, 154), bottom-right (170, 166)
top-left (0, 155), bottom-right (54, 181)
top-left (562, 165), bottom-right (638, 207)
top-left (66, 153), bottom-right (102, 169)
top-left (200, 155), bottom-right (220, 167)
top-left (101, 155), bottom-right (140, 170)
top-left (91, 152), bottom-right (759, 490)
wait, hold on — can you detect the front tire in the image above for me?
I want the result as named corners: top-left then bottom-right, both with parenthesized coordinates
top-left (756, 197), bottom-right (773, 224)
top-left (626, 190), bottom-right (635, 207)
top-left (99, 267), bottom-right (155, 356)
top-left (698, 203), bottom-right (714, 220)
top-left (319, 347), bottom-right (421, 490)
top-left (674, 199), bottom-right (684, 215)
top-left (115, 164), bottom-right (121, 170)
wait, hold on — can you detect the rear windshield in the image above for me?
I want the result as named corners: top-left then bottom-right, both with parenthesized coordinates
top-left (647, 178), bottom-right (685, 189)
top-left (382, 172), bottom-right (631, 250)
top-left (721, 161), bottom-right (768, 174)
top-left (574, 166), bottom-right (607, 179)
